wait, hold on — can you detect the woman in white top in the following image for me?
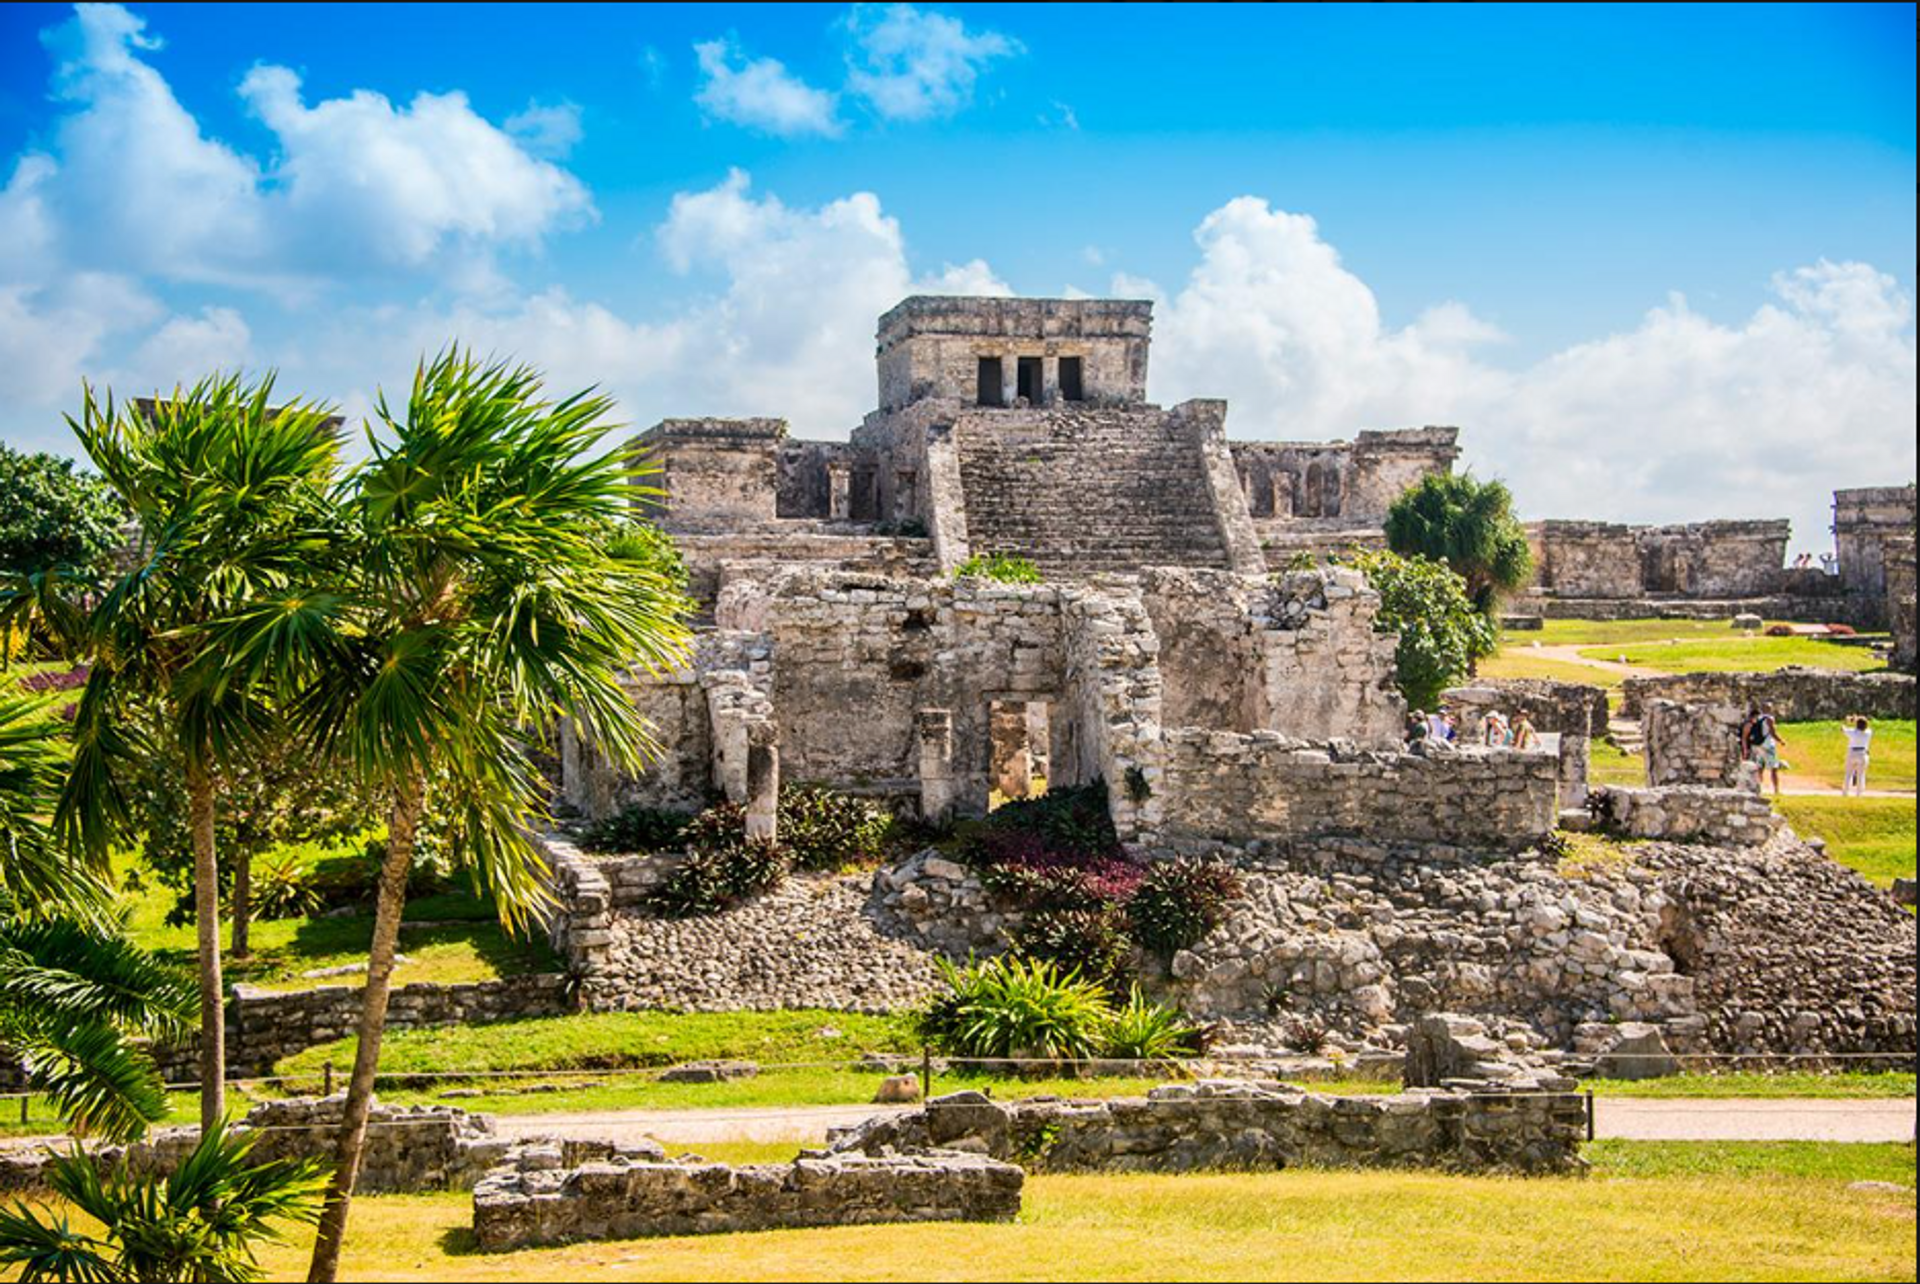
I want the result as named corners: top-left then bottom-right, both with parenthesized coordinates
top-left (1842, 716), bottom-right (1873, 796)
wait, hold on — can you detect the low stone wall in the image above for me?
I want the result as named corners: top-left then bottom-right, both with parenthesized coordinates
top-left (1533, 594), bottom-right (1867, 625)
top-left (1157, 733), bottom-right (1559, 852)
top-left (829, 1084), bottom-right (1587, 1177)
top-left (1619, 667), bottom-right (1916, 721)
top-left (471, 1136), bottom-right (1022, 1249)
top-left (1642, 699), bottom-right (1750, 790)
top-left (1595, 786), bottom-right (1782, 847)
top-left (0, 1097), bottom-right (508, 1196)
top-left (150, 974), bottom-right (573, 1082)
top-left (530, 831), bottom-right (617, 1003)
top-left (1443, 679), bottom-right (1608, 806)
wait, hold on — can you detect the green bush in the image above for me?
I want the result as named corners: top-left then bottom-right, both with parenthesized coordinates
top-left (976, 781), bottom-right (1120, 858)
top-left (953, 552), bottom-right (1043, 584)
top-left (1008, 905), bottom-right (1133, 990)
top-left (915, 955), bottom-right (1112, 1064)
top-left (1126, 858), bottom-right (1244, 959)
top-left (777, 785), bottom-right (892, 871)
top-left (1102, 986), bottom-right (1211, 1060)
top-left (248, 847), bottom-right (324, 921)
top-left (637, 837), bottom-right (786, 919)
top-left (1350, 548), bottom-right (1497, 709)
top-left (579, 803), bottom-right (694, 854)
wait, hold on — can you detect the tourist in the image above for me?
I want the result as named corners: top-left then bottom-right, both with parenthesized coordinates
top-left (1751, 704), bottom-right (1787, 796)
top-left (1427, 709), bottom-right (1450, 741)
top-left (1483, 711), bottom-right (1509, 747)
top-left (1406, 709), bottom-right (1429, 745)
top-left (1843, 716), bottom-right (1873, 796)
top-left (1511, 714), bottom-right (1540, 751)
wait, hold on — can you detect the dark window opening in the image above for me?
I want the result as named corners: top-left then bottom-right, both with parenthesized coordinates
top-left (1058, 356), bottom-right (1084, 402)
top-left (976, 357), bottom-right (1003, 407)
top-left (1016, 356), bottom-right (1043, 405)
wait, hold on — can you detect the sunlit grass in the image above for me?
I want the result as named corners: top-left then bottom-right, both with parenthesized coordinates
top-left (1582, 635), bottom-right (1888, 675)
top-left (1777, 796), bottom-right (1917, 889)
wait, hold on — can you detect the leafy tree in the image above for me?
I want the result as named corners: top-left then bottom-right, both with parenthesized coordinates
top-left (954, 552), bottom-right (1043, 583)
top-left (0, 445), bottom-right (128, 580)
top-left (0, 679), bottom-right (193, 1143)
top-left (54, 376), bottom-right (342, 1133)
top-left (1351, 549), bottom-right (1497, 709)
top-left (261, 352), bottom-right (690, 1282)
top-left (0, 1121), bottom-right (325, 1283)
top-left (1384, 472), bottom-right (1533, 615)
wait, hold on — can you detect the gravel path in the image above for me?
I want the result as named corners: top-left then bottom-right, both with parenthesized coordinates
top-left (491, 1097), bottom-right (1918, 1147)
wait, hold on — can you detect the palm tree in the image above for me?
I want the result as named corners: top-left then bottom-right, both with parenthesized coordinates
top-left (284, 352), bottom-right (689, 1281)
top-left (0, 1120), bottom-right (325, 1283)
top-left (54, 377), bottom-right (341, 1133)
top-left (0, 680), bottom-right (194, 1143)
top-left (1384, 472), bottom-right (1535, 616)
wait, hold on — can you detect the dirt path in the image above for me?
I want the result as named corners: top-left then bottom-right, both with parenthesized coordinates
top-left (489, 1097), bottom-right (1919, 1147)
top-left (1523, 644), bottom-right (1646, 680)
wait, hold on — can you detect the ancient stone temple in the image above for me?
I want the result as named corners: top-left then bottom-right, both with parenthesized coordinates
top-left (632, 295), bottom-right (1458, 603)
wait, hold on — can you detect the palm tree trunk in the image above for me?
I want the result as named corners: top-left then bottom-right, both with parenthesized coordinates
top-left (186, 758), bottom-right (225, 1134)
top-left (230, 848), bottom-right (252, 960)
top-left (306, 770), bottom-right (424, 1284)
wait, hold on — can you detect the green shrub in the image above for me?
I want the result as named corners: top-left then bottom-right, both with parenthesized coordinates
top-left (1101, 986), bottom-right (1211, 1060)
top-left (579, 803), bottom-right (695, 854)
top-left (637, 837), bottom-right (786, 919)
top-left (248, 847), bottom-right (323, 921)
top-left (1008, 905), bottom-right (1133, 990)
top-left (1350, 548), bottom-right (1497, 709)
top-left (976, 781), bottom-right (1120, 858)
top-left (777, 785), bottom-right (892, 871)
top-left (915, 955), bottom-right (1112, 1064)
top-left (1126, 857), bottom-right (1244, 959)
top-left (953, 552), bottom-right (1043, 584)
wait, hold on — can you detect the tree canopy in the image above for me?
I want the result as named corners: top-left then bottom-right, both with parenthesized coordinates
top-left (0, 445), bottom-right (128, 578)
top-left (1351, 548), bottom-right (1497, 710)
top-left (1384, 472), bottom-right (1534, 615)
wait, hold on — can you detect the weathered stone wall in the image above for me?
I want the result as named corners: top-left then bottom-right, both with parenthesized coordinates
top-left (1157, 735), bottom-right (1559, 853)
top-left (1531, 592), bottom-right (1865, 625)
top-left (1139, 567), bottom-right (1404, 748)
top-left (1595, 785), bottom-right (1782, 848)
top-left (1058, 584), bottom-right (1166, 842)
top-left (634, 418), bottom-right (785, 533)
top-left (1883, 535), bottom-right (1915, 673)
top-left (1833, 484), bottom-right (1916, 610)
top-left (0, 1097), bottom-right (510, 1196)
top-left (473, 1136), bottom-right (1023, 1249)
top-left (1618, 666), bottom-right (1916, 721)
top-left (147, 975), bottom-right (573, 1082)
top-left (1642, 700), bottom-right (1751, 790)
top-left (1443, 679), bottom-right (1608, 806)
top-left (1528, 519), bottom-right (1788, 599)
top-left (681, 534), bottom-right (937, 615)
top-left (1229, 428), bottom-right (1459, 524)
top-left (875, 295), bottom-right (1152, 412)
top-left (829, 1083), bottom-right (1586, 1177)
top-left (776, 439), bottom-right (867, 521)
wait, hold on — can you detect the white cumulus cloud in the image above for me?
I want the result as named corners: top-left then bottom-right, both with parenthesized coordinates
top-left (693, 38), bottom-right (843, 137)
top-left (843, 4), bottom-right (1020, 122)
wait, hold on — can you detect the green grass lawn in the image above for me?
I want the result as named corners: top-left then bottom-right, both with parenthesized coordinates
top-left (1774, 720), bottom-right (1917, 793)
top-left (119, 876), bottom-right (558, 993)
top-left (1499, 619), bottom-right (1828, 648)
top-left (212, 1142), bottom-right (1915, 1281)
top-left (1589, 736), bottom-right (1646, 785)
top-left (1777, 796), bottom-right (1918, 889)
top-left (1580, 635), bottom-right (1889, 675)
top-left (1478, 648), bottom-right (1628, 688)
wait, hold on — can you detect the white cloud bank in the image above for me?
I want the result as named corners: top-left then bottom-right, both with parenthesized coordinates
top-left (842, 4), bottom-right (1021, 122)
top-left (693, 38), bottom-right (843, 138)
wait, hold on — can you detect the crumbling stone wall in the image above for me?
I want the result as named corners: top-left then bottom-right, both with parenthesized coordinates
top-left (1595, 785), bottom-right (1782, 847)
top-left (1528, 519), bottom-right (1788, 599)
top-left (1230, 428), bottom-right (1459, 525)
top-left (1889, 535), bottom-right (1917, 673)
top-left (829, 1083), bottom-right (1586, 1177)
top-left (1618, 666), bottom-right (1916, 721)
top-left (472, 1135), bottom-right (1022, 1250)
top-left (0, 1098), bottom-right (510, 1196)
top-left (633, 418), bottom-right (785, 533)
top-left (1642, 699), bottom-right (1750, 790)
top-left (1444, 679), bottom-right (1608, 806)
top-left (1833, 484), bottom-right (1916, 612)
top-left (1158, 735), bottom-right (1558, 853)
top-left (875, 295), bottom-right (1152, 412)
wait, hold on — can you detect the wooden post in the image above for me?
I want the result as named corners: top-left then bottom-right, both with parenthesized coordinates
top-left (920, 1046), bottom-right (933, 1103)
top-left (324, 1062), bottom-right (335, 1096)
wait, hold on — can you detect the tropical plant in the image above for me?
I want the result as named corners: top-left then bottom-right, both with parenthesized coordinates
top-left (1100, 986), bottom-right (1210, 1061)
top-left (0, 444), bottom-right (128, 590)
top-left (578, 802), bottom-right (695, 854)
top-left (776, 785), bottom-right (891, 871)
top-left (252, 351), bottom-right (690, 1282)
top-left (0, 908), bottom-right (194, 1143)
top-left (1008, 905), bottom-right (1133, 991)
top-left (1350, 548), bottom-right (1498, 709)
top-left (1125, 857), bottom-right (1244, 959)
top-left (915, 955), bottom-right (1112, 1064)
top-left (1384, 472), bottom-right (1534, 615)
top-left (50, 375), bottom-right (342, 1134)
top-left (636, 836), bottom-right (786, 919)
top-left (0, 1121), bottom-right (325, 1283)
top-left (0, 684), bottom-right (97, 915)
top-left (953, 552), bottom-right (1043, 584)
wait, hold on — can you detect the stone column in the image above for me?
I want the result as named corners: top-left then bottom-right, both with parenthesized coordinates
top-left (990, 702), bottom-right (1034, 800)
top-left (827, 461), bottom-right (852, 522)
top-left (745, 724), bottom-right (779, 843)
top-left (894, 469), bottom-right (919, 523)
top-left (917, 708), bottom-right (957, 823)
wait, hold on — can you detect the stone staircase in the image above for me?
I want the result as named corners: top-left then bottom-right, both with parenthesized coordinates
top-left (954, 408), bottom-right (1231, 576)
top-left (1608, 715), bottom-right (1645, 755)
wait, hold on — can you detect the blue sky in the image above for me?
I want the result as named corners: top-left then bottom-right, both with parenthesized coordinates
top-left (0, 3), bottom-right (1913, 547)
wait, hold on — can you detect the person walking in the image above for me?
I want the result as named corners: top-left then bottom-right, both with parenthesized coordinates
top-left (1843, 716), bottom-right (1873, 796)
top-left (1750, 704), bottom-right (1787, 796)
